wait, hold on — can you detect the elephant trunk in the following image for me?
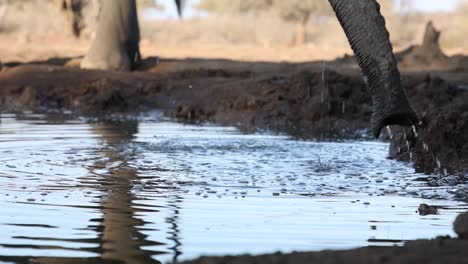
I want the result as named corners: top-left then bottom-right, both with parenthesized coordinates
top-left (328, 0), bottom-right (418, 137)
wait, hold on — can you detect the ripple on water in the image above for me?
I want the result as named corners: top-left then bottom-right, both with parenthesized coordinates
top-left (0, 112), bottom-right (467, 264)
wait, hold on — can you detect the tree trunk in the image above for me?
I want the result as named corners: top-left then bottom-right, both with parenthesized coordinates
top-left (295, 21), bottom-right (306, 46)
top-left (81, 0), bottom-right (141, 71)
top-left (328, 0), bottom-right (417, 137)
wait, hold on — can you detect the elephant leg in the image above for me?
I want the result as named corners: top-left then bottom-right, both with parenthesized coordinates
top-left (175, 0), bottom-right (186, 17)
top-left (328, 0), bottom-right (418, 138)
top-left (81, 0), bottom-right (140, 71)
top-left (56, 0), bottom-right (85, 38)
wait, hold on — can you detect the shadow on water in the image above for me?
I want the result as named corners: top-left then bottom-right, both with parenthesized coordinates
top-left (0, 117), bottom-right (181, 264)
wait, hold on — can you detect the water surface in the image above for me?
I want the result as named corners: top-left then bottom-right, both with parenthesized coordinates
top-left (0, 112), bottom-right (466, 264)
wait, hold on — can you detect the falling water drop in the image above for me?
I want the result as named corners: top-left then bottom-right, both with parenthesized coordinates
top-left (321, 62), bottom-right (325, 104)
top-left (386, 126), bottom-right (393, 139)
top-left (319, 62), bottom-right (327, 141)
top-left (412, 125), bottom-right (418, 137)
top-left (423, 142), bottom-right (429, 152)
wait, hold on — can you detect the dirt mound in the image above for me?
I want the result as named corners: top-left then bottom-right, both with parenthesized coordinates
top-left (171, 69), bottom-right (372, 139)
top-left (396, 22), bottom-right (454, 69)
top-left (0, 64), bottom-right (165, 112)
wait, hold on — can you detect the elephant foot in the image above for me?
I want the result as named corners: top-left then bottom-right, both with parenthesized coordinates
top-left (80, 51), bottom-right (131, 71)
top-left (371, 104), bottom-right (418, 138)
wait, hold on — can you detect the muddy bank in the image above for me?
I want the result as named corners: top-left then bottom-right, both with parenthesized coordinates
top-left (181, 237), bottom-right (468, 264)
top-left (0, 57), bottom-right (467, 176)
top-left (0, 58), bottom-right (373, 140)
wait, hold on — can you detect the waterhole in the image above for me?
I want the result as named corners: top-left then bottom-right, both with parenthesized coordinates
top-left (0, 112), bottom-right (466, 264)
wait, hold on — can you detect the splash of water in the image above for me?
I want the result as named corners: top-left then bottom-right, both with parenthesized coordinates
top-left (436, 158), bottom-right (442, 170)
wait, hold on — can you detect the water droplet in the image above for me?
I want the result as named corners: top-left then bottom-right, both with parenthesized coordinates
top-left (411, 125), bottom-right (419, 137)
top-left (423, 142), bottom-right (429, 151)
top-left (386, 126), bottom-right (393, 139)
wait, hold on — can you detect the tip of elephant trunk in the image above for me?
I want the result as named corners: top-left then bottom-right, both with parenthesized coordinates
top-left (372, 110), bottom-right (419, 138)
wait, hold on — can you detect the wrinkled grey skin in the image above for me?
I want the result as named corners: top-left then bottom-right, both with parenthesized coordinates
top-left (80, 0), bottom-right (416, 136)
top-left (81, 0), bottom-right (141, 71)
top-left (328, 0), bottom-right (418, 137)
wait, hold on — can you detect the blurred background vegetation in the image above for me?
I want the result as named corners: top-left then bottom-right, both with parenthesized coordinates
top-left (0, 0), bottom-right (467, 61)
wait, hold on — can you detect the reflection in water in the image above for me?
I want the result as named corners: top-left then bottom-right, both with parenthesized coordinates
top-left (0, 117), bottom-right (182, 264)
top-left (166, 195), bottom-right (183, 263)
top-left (88, 121), bottom-right (181, 264)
